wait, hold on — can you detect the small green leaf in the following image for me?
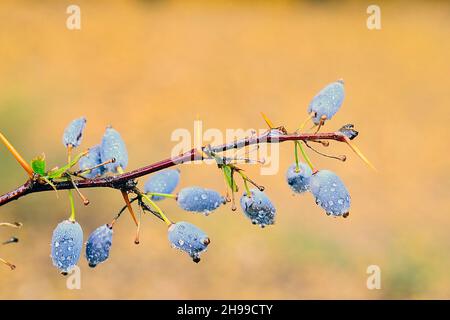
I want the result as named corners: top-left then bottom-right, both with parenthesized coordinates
top-left (31, 154), bottom-right (46, 175)
top-left (223, 165), bottom-right (238, 192)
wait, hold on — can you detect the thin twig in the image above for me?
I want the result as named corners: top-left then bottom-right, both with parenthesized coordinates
top-left (0, 131), bottom-right (347, 207)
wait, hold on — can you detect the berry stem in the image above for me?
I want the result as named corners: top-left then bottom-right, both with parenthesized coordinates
top-left (140, 193), bottom-right (172, 226)
top-left (294, 141), bottom-right (300, 173)
top-left (236, 170), bottom-right (251, 197)
top-left (297, 114), bottom-right (314, 132)
top-left (0, 132), bottom-right (33, 178)
top-left (146, 192), bottom-right (176, 199)
top-left (68, 190), bottom-right (76, 222)
top-left (72, 158), bottom-right (115, 177)
top-left (296, 141), bottom-right (314, 171)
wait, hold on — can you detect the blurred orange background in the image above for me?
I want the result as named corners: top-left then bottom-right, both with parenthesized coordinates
top-left (0, 0), bottom-right (449, 299)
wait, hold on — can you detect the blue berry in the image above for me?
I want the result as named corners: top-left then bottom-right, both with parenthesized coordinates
top-left (307, 80), bottom-right (345, 124)
top-left (51, 220), bottom-right (83, 274)
top-left (85, 224), bottom-right (113, 268)
top-left (177, 187), bottom-right (225, 215)
top-left (62, 117), bottom-right (86, 148)
top-left (101, 126), bottom-right (128, 173)
top-left (286, 162), bottom-right (313, 193)
top-left (240, 189), bottom-right (276, 227)
top-left (78, 145), bottom-right (105, 178)
top-left (309, 170), bottom-right (351, 217)
top-left (168, 222), bottom-right (210, 263)
top-left (144, 169), bottom-right (180, 201)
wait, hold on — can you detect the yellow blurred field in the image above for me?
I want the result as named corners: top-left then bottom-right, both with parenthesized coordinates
top-left (0, 0), bottom-right (449, 299)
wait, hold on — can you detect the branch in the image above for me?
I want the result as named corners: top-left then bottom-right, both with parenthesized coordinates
top-left (0, 130), bottom-right (347, 207)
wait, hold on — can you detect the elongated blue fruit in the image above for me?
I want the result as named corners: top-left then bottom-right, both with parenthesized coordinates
top-left (51, 220), bottom-right (83, 274)
top-left (240, 189), bottom-right (276, 227)
top-left (62, 117), bottom-right (86, 148)
top-left (144, 169), bottom-right (180, 200)
top-left (101, 126), bottom-right (128, 173)
top-left (286, 162), bottom-right (312, 193)
top-left (78, 145), bottom-right (105, 178)
top-left (168, 221), bottom-right (210, 263)
top-left (307, 80), bottom-right (344, 124)
top-left (309, 170), bottom-right (351, 217)
top-left (85, 224), bottom-right (113, 268)
top-left (177, 187), bottom-right (225, 215)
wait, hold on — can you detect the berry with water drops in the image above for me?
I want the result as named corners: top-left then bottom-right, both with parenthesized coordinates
top-left (62, 117), bottom-right (86, 148)
top-left (101, 126), bottom-right (128, 173)
top-left (309, 170), bottom-right (351, 217)
top-left (168, 221), bottom-right (210, 263)
top-left (85, 224), bottom-right (113, 268)
top-left (177, 187), bottom-right (225, 215)
top-left (78, 145), bottom-right (105, 178)
top-left (286, 162), bottom-right (313, 193)
top-left (308, 80), bottom-right (345, 124)
top-left (144, 169), bottom-right (180, 200)
top-left (240, 189), bottom-right (276, 227)
top-left (51, 220), bottom-right (83, 274)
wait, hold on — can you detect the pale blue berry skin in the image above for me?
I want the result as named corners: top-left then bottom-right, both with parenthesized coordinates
top-left (309, 170), bottom-right (351, 217)
top-left (101, 127), bottom-right (128, 173)
top-left (51, 220), bottom-right (83, 274)
top-left (286, 162), bottom-right (313, 193)
top-left (78, 145), bottom-right (105, 178)
top-left (62, 117), bottom-right (86, 148)
top-left (85, 225), bottom-right (113, 268)
top-left (144, 169), bottom-right (180, 201)
top-left (240, 189), bottom-right (276, 227)
top-left (177, 187), bottom-right (225, 215)
top-left (307, 80), bottom-right (345, 124)
top-left (168, 222), bottom-right (210, 262)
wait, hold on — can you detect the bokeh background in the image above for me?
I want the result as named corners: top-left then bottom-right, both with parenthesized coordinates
top-left (0, 0), bottom-right (449, 299)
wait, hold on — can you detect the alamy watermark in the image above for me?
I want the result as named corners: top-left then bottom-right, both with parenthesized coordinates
top-left (171, 121), bottom-right (280, 175)
top-left (367, 5), bottom-right (381, 30)
top-left (366, 265), bottom-right (381, 290)
top-left (66, 5), bottom-right (81, 30)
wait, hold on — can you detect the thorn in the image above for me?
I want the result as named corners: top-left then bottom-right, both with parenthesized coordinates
top-left (121, 190), bottom-right (138, 226)
top-left (260, 112), bottom-right (275, 129)
top-left (0, 132), bottom-right (34, 178)
top-left (314, 115), bottom-right (327, 133)
top-left (343, 137), bottom-right (377, 171)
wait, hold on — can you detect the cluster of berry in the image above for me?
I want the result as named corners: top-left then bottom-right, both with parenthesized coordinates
top-left (35, 79), bottom-right (361, 274)
top-left (286, 80), bottom-right (351, 217)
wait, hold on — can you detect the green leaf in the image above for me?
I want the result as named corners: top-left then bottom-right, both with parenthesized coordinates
top-left (223, 165), bottom-right (238, 192)
top-left (30, 154), bottom-right (46, 175)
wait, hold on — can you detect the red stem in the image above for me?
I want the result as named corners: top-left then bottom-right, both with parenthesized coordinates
top-left (0, 131), bottom-right (346, 207)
